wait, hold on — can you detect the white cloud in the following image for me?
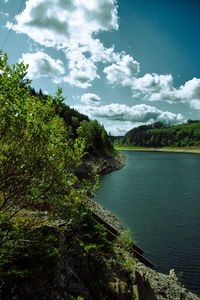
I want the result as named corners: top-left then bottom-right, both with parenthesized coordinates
top-left (132, 74), bottom-right (173, 94)
top-left (73, 103), bottom-right (184, 135)
top-left (81, 93), bottom-right (101, 105)
top-left (102, 69), bottom-right (200, 110)
top-left (9, 0), bottom-right (72, 47)
top-left (175, 78), bottom-right (200, 101)
top-left (10, 0), bottom-right (118, 49)
top-left (190, 100), bottom-right (200, 110)
top-left (104, 54), bottom-right (140, 86)
top-left (140, 76), bottom-right (200, 109)
top-left (89, 40), bottom-right (120, 64)
top-left (9, 0), bottom-right (120, 87)
top-left (62, 47), bottom-right (99, 88)
top-left (19, 51), bottom-right (65, 80)
top-left (104, 121), bottom-right (138, 136)
top-left (145, 76), bottom-right (200, 105)
top-left (73, 103), bottom-right (184, 125)
top-left (103, 52), bottom-right (200, 110)
top-left (8, 0), bottom-right (200, 116)
top-left (61, 41), bottom-right (123, 88)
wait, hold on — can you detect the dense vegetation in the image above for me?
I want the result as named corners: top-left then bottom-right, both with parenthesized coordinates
top-left (114, 121), bottom-right (200, 148)
top-left (0, 51), bottom-right (133, 299)
top-left (30, 88), bottom-right (114, 157)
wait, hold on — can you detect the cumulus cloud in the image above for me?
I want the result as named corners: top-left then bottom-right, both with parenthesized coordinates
top-left (104, 67), bottom-right (200, 110)
top-left (133, 74), bottom-right (173, 93)
top-left (19, 51), bottom-right (65, 80)
top-left (104, 54), bottom-right (140, 86)
top-left (81, 93), bottom-right (101, 105)
top-left (73, 103), bottom-right (184, 135)
top-left (62, 47), bottom-right (100, 88)
top-left (61, 40), bottom-right (124, 88)
top-left (73, 103), bottom-right (184, 125)
top-left (141, 76), bottom-right (200, 105)
top-left (175, 78), bottom-right (200, 101)
top-left (9, 0), bottom-right (120, 87)
top-left (7, 0), bottom-right (199, 115)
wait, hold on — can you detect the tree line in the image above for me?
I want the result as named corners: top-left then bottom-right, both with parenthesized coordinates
top-left (114, 121), bottom-right (200, 148)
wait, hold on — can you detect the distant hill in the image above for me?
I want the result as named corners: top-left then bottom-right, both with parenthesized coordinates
top-left (114, 120), bottom-right (200, 148)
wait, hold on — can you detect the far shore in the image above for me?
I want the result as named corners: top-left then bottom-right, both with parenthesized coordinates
top-left (115, 146), bottom-right (200, 154)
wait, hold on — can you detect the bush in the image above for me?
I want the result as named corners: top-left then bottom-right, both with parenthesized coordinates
top-left (0, 50), bottom-right (85, 214)
top-left (0, 213), bottom-right (59, 299)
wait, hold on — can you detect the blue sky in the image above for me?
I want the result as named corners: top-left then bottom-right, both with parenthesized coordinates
top-left (1, 0), bottom-right (200, 135)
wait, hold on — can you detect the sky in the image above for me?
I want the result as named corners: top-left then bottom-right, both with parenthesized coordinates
top-left (1, 0), bottom-right (200, 135)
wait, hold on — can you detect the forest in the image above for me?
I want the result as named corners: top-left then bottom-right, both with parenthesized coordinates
top-left (114, 121), bottom-right (200, 148)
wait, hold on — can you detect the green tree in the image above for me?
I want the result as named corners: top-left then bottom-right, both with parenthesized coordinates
top-left (0, 50), bottom-right (85, 214)
top-left (77, 120), bottom-right (114, 155)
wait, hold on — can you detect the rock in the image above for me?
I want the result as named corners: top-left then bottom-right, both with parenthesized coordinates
top-left (75, 151), bottom-right (126, 177)
top-left (169, 268), bottom-right (178, 282)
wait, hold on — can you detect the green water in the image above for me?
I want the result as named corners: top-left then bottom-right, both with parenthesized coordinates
top-left (94, 150), bottom-right (200, 294)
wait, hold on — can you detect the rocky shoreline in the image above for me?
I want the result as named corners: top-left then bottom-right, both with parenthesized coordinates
top-left (84, 149), bottom-right (200, 299)
top-left (76, 151), bottom-right (126, 177)
top-left (87, 198), bottom-right (200, 300)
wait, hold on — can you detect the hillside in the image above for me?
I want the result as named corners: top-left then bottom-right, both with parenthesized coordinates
top-left (1, 51), bottom-right (200, 300)
top-left (30, 89), bottom-right (114, 160)
top-left (0, 51), bottom-right (126, 299)
top-left (114, 121), bottom-right (200, 148)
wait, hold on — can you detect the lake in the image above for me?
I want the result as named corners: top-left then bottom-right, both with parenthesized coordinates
top-left (94, 150), bottom-right (200, 295)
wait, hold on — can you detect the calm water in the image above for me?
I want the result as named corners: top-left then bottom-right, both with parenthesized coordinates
top-left (94, 150), bottom-right (200, 295)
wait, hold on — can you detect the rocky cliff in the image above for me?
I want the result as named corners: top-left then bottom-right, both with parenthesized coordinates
top-left (75, 151), bottom-right (126, 177)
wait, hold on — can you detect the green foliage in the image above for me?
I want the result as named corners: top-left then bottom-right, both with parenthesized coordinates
top-left (0, 51), bottom-right (126, 299)
top-left (57, 102), bottom-right (89, 136)
top-left (114, 229), bottom-right (133, 252)
top-left (114, 230), bottom-right (136, 271)
top-left (115, 121), bottom-right (200, 148)
top-left (57, 191), bottom-right (111, 252)
top-left (77, 119), bottom-right (114, 155)
top-left (0, 213), bottom-right (59, 299)
top-left (79, 216), bottom-right (111, 252)
top-left (0, 50), bottom-right (85, 213)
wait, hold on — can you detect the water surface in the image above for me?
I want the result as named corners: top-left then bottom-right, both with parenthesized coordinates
top-left (94, 150), bottom-right (200, 294)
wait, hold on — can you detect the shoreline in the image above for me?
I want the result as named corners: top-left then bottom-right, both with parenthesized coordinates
top-left (90, 150), bottom-right (200, 298)
top-left (88, 198), bottom-right (200, 299)
top-left (115, 146), bottom-right (200, 154)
